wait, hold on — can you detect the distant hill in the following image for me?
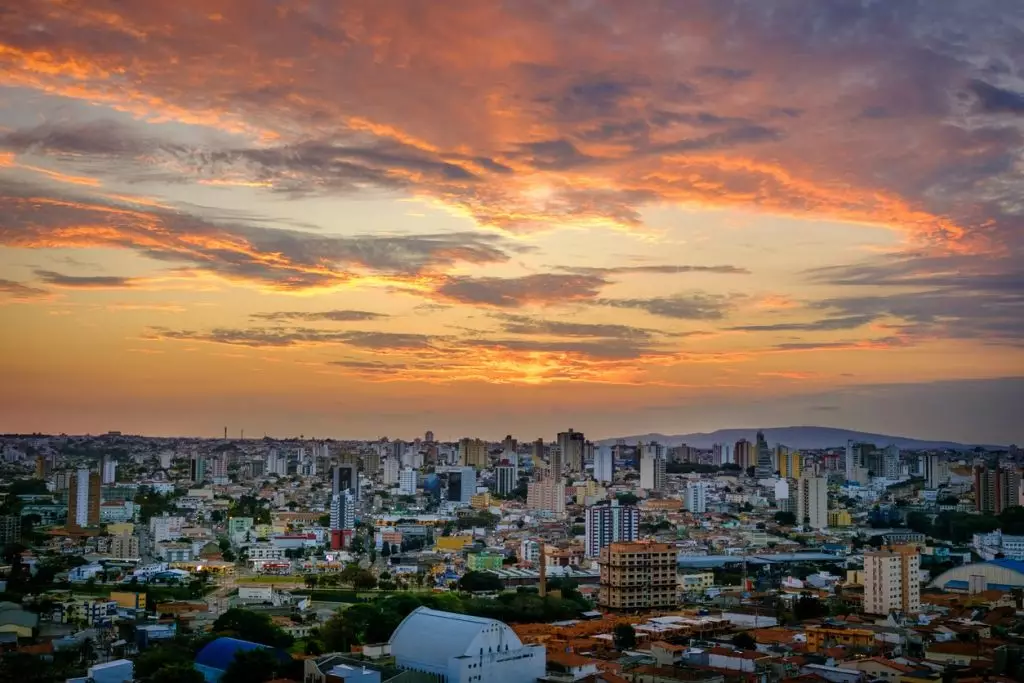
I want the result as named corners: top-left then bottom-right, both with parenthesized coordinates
top-left (596, 426), bottom-right (999, 450)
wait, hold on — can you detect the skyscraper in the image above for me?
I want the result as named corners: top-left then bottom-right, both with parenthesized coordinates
top-left (458, 438), bottom-right (489, 468)
top-left (494, 465), bottom-right (518, 496)
top-left (101, 455), bottom-right (117, 484)
top-left (923, 453), bottom-right (949, 489)
top-left (734, 439), bottom-right (753, 470)
top-left (383, 457), bottom-right (400, 485)
top-left (526, 479), bottom-right (565, 515)
top-left (796, 472), bottom-right (828, 529)
top-left (845, 439), bottom-right (855, 483)
top-left (447, 466), bottom-right (476, 505)
top-left (557, 429), bottom-right (585, 473)
top-left (189, 452), bottom-right (206, 482)
top-left (778, 449), bottom-right (802, 479)
top-left (639, 442), bottom-right (666, 492)
top-left (329, 489), bottom-right (355, 549)
top-left (685, 482), bottom-right (708, 513)
top-left (975, 463), bottom-right (1021, 515)
top-left (424, 430), bottom-right (435, 443)
top-left (585, 500), bottom-right (639, 557)
top-left (332, 463), bottom-right (359, 502)
top-left (68, 468), bottom-right (101, 528)
top-left (593, 445), bottom-right (614, 483)
top-left (882, 445), bottom-right (901, 479)
top-left (864, 546), bottom-right (921, 616)
top-left (399, 467), bottom-right (418, 495)
top-left (755, 431), bottom-right (774, 478)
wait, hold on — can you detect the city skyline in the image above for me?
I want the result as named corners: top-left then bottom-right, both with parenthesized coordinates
top-left (1, 2), bottom-right (1022, 442)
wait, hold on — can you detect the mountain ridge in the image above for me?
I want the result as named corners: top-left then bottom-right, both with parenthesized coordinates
top-left (596, 426), bottom-right (1001, 450)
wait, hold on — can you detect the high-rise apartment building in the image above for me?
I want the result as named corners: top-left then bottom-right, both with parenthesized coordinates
top-left (685, 482), bottom-right (707, 513)
top-left (864, 546), bottom-right (921, 615)
top-left (598, 542), bottom-right (677, 611)
top-left (493, 465), bottom-right (518, 496)
top-left (424, 430), bottom-right (435, 443)
top-left (110, 531), bottom-right (140, 559)
top-left (585, 500), bottom-right (639, 557)
top-left (526, 479), bottom-right (565, 515)
top-left (796, 472), bottom-right (828, 529)
top-left (332, 464), bottom-right (359, 502)
top-left (975, 464), bottom-right (1021, 515)
top-left (593, 445), bottom-right (614, 483)
top-left (383, 457), bottom-right (400, 486)
top-left (922, 453), bottom-right (948, 489)
top-left (639, 443), bottom-right (666, 492)
top-left (68, 468), bottom-right (101, 528)
top-left (778, 449), bottom-right (802, 479)
top-left (458, 438), bottom-right (489, 469)
top-left (100, 455), bottom-right (117, 484)
top-left (711, 443), bottom-right (731, 466)
top-left (0, 516), bottom-right (21, 546)
top-left (755, 431), bottom-right (775, 478)
top-left (882, 445), bottom-right (901, 479)
top-left (399, 467), bottom-right (418, 495)
top-left (330, 489), bottom-right (356, 549)
top-left (557, 429), bottom-right (586, 473)
top-left (734, 439), bottom-right (753, 471)
top-left (189, 453), bottom-right (206, 482)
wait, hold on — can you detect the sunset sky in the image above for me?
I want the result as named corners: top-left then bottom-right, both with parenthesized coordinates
top-left (1, 1), bottom-right (1021, 444)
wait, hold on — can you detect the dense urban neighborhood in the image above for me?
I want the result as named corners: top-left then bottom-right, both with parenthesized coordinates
top-left (0, 431), bottom-right (1022, 683)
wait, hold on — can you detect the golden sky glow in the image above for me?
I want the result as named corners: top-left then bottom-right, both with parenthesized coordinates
top-left (0, 1), bottom-right (1021, 443)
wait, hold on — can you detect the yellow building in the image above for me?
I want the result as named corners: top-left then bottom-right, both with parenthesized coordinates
top-left (109, 591), bottom-right (146, 609)
top-left (434, 535), bottom-right (474, 552)
top-left (106, 522), bottom-right (135, 536)
top-left (828, 509), bottom-right (853, 527)
top-left (846, 569), bottom-right (865, 586)
top-left (458, 438), bottom-right (489, 468)
top-left (805, 625), bottom-right (875, 652)
top-left (679, 572), bottom-right (715, 591)
top-left (779, 450), bottom-right (802, 479)
top-left (470, 492), bottom-right (492, 509)
top-left (572, 481), bottom-right (606, 503)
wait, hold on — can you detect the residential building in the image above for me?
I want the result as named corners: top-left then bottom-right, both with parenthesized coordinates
top-left (864, 546), bottom-right (921, 615)
top-left (975, 463), bottom-right (1021, 514)
top-left (526, 479), bottom-right (565, 516)
top-left (493, 465), bottom-right (517, 496)
top-left (796, 472), bottom-right (828, 529)
top-left (68, 468), bottom-right (101, 528)
top-left (828, 509), bottom-right (853, 527)
top-left (923, 453), bottom-right (949, 489)
top-left (557, 429), bottom-right (585, 473)
top-left (593, 445), bottom-right (614, 483)
top-left (639, 442), bottom-right (666, 492)
top-left (0, 516), bottom-right (20, 546)
top-left (330, 489), bottom-right (355, 533)
top-left (110, 532), bottom-right (140, 559)
top-left (882, 445), bottom-right (901, 479)
top-left (778, 449), bottom-right (802, 479)
top-left (734, 439), bottom-right (753, 470)
top-left (598, 542), bottom-right (677, 611)
top-left (457, 438), bottom-right (488, 469)
top-left (679, 572), bottom-right (715, 593)
top-left (465, 552), bottom-right (504, 571)
top-left (389, 606), bottom-right (546, 683)
top-left (805, 626), bottom-right (875, 653)
top-left (332, 464), bottom-right (359, 502)
top-left (585, 499), bottom-right (639, 557)
top-left (189, 453), bottom-right (206, 482)
top-left (150, 514), bottom-right (186, 543)
top-left (398, 467), bottom-right (417, 496)
top-left (685, 482), bottom-right (707, 513)
top-left (100, 455), bottom-right (117, 484)
top-left (382, 457), bottom-right (400, 485)
top-left (100, 501), bottom-right (136, 524)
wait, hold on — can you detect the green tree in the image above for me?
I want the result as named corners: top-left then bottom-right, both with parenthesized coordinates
top-left (148, 663), bottom-right (205, 683)
top-left (134, 643), bottom-right (195, 681)
top-left (732, 632), bottom-right (757, 650)
top-left (212, 609), bottom-right (293, 648)
top-left (220, 648), bottom-right (282, 683)
top-left (613, 623), bottom-right (636, 650)
top-left (458, 571), bottom-right (503, 592)
top-left (616, 493), bottom-right (639, 507)
top-left (774, 511), bottom-right (796, 525)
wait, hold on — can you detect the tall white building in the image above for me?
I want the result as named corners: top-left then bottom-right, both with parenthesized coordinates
top-left (101, 456), bottom-right (117, 484)
top-left (383, 457), bottom-right (401, 486)
top-left (845, 440), bottom-right (855, 483)
top-left (864, 547), bottom-right (921, 615)
top-left (267, 450), bottom-right (288, 477)
top-left (796, 473), bottom-right (828, 529)
top-left (494, 465), bottom-right (517, 496)
top-left (639, 443), bottom-right (666, 492)
top-left (399, 467), bottom-right (418, 495)
top-left (882, 445), bottom-right (901, 479)
top-left (585, 499), bottom-right (639, 557)
top-left (330, 489), bottom-right (355, 531)
top-left (923, 453), bottom-right (949, 489)
top-left (593, 445), bottom-right (614, 483)
top-left (70, 468), bottom-right (95, 528)
top-left (685, 482), bottom-right (707, 513)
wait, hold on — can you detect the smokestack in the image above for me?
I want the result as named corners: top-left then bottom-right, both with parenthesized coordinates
top-left (538, 542), bottom-right (547, 598)
top-left (223, 426), bottom-right (227, 440)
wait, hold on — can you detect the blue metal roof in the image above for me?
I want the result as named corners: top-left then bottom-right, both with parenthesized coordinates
top-left (677, 552), bottom-right (842, 568)
top-left (194, 637), bottom-right (289, 671)
top-left (988, 558), bottom-right (1024, 574)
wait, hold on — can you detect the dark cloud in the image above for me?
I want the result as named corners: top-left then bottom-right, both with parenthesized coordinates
top-left (34, 269), bottom-right (140, 289)
top-left (969, 79), bottom-right (1024, 114)
top-left (772, 337), bottom-right (905, 351)
top-left (434, 273), bottom-right (608, 308)
top-left (251, 310), bottom-right (388, 323)
top-left (728, 315), bottom-right (878, 332)
top-left (494, 314), bottom-right (654, 340)
top-left (150, 326), bottom-right (435, 349)
top-left (0, 120), bottom-right (154, 157)
top-left (0, 181), bottom-right (518, 290)
top-left (696, 66), bottom-right (754, 82)
top-left (566, 264), bottom-right (749, 276)
top-left (462, 337), bottom-right (654, 360)
top-left (512, 139), bottom-right (596, 170)
top-left (599, 293), bottom-right (735, 320)
top-left (0, 278), bottom-right (49, 299)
